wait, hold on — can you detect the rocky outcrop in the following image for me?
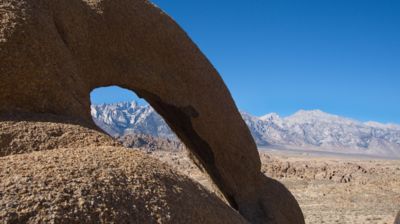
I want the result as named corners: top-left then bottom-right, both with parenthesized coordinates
top-left (258, 153), bottom-right (371, 183)
top-left (0, 113), bottom-right (118, 157)
top-left (0, 146), bottom-right (247, 224)
top-left (0, 0), bottom-right (303, 222)
top-left (0, 118), bottom-right (250, 223)
top-left (119, 134), bottom-right (185, 152)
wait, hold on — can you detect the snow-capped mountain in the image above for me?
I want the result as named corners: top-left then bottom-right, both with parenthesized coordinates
top-left (91, 102), bottom-right (400, 158)
top-left (91, 102), bottom-right (176, 139)
top-left (242, 109), bottom-right (400, 157)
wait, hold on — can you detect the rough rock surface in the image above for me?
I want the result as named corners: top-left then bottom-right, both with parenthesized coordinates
top-left (0, 113), bottom-right (118, 157)
top-left (0, 146), bottom-right (247, 224)
top-left (395, 211), bottom-right (400, 224)
top-left (0, 0), bottom-right (303, 222)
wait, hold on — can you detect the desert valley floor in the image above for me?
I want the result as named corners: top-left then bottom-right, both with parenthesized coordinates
top-left (148, 148), bottom-right (400, 224)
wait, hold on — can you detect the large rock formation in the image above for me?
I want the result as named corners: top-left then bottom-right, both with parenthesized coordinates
top-left (0, 0), bottom-right (304, 223)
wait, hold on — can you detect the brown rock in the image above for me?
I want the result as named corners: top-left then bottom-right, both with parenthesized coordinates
top-left (0, 113), bottom-right (118, 157)
top-left (0, 147), bottom-right (247, 224)
top-left (0, 0), bottom-right (303, 222)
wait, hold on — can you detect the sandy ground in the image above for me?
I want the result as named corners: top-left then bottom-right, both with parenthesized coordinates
top-left (150, 149), bottom-right (400, 224)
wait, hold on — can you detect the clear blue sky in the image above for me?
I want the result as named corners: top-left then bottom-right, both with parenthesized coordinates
top-left (91, 0), bottom-right (400, 124)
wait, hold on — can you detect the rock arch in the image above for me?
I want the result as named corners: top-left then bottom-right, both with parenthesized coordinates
top-left (0, 0), bottom-right (304, 223)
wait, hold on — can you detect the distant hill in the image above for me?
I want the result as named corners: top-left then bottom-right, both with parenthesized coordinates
top-left (91, 102), bottom-right (400, 158)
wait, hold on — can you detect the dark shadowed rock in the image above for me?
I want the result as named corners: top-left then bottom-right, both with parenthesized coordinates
top-left (395, 211), bottom-right (400, 224)
top-left (0, 0), bottom-right (304, 222)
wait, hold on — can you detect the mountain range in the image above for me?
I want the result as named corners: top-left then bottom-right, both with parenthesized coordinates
top-left (91, 101), bottom-right (400, 158)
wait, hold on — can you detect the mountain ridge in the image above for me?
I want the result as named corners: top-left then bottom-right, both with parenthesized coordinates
top-left (91, 101), bottom-right (400, 158)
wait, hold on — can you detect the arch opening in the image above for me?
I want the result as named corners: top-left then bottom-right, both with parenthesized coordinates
top-left (89, 85), bottom-right (229, 206)
top-left (90, 85), bottom-right (182, 150)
